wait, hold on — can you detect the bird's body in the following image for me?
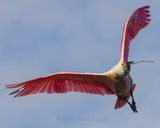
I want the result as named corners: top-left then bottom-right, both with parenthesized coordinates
top-left (6, 6), bottom-right (151, 113)
top-left (105, 63), bottom-right (131, 96)
top-left (104, 61), bottom-right (135, 109)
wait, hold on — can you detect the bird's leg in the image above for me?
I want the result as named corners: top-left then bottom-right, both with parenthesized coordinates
top-left (118, 96), bottom-right (137, 113)
top-left (130, 89), bottom-right (137, 112)
top-left (125, 99), bottom-right (138, 113)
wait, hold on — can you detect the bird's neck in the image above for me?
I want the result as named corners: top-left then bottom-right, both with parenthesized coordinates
top-left (107, 61), bottom-right (130, 78)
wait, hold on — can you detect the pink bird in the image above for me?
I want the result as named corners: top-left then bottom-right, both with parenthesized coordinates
top-left (6, 6), bottom-right (151, 113)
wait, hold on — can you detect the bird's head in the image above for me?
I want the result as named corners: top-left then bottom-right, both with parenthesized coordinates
top-left (121, 61), bottom-right (134, 76)
top-left (110, 60), bottom-right (154, 78)
top-left (110, 61), bottom-right (134, 78)
top-left (121, 60), bottom-right (154, 76)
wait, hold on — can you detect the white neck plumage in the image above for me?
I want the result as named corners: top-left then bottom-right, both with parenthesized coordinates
top-left (110, 61), bottom-right (131, 78)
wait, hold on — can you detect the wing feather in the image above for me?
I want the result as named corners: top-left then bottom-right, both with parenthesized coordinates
top-left (6, 72), bottom-right (114, 97)
top-left (121, 6), bottom-right (151, 62)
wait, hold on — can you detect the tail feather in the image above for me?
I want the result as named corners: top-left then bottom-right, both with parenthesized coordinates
top-left (115, 97), bottom-right (129, 109)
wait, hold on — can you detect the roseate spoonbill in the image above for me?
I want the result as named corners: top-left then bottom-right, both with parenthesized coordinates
top-left (6, 6), bottom-right (151, 113)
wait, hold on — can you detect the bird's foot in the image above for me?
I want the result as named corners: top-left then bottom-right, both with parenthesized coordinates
top-left (132, 100), bottom-right (136, 108)
top-left (118, 96), bottom-right (138, 113)
top-left (129, 103), bottom-right (138, 113)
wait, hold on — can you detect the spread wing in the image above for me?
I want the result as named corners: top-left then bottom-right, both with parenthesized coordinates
top-left (6, 72), bottom-right (114, 97)
top-left (120, 6), bottom-right (151, 62)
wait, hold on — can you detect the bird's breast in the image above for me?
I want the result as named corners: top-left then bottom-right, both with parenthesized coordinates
top-left (105, 67), bottom-right (130, 96)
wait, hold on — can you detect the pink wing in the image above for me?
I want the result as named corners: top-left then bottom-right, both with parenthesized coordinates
top-left (6, 72), bottom-right (114, 97)
top-left (121, 6), bottom-right (151, 62)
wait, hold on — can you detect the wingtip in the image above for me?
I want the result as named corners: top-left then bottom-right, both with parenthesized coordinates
top-left (142, 5), bottom-right (150, 9)
top-left (9, 89), bottom-right (20, 95)
top-left (144, 5), bottom-right (150, 8)
top-left (138, 5), bottom-right (150, 11)
top-left (6, 83), bottom-right (23, 89)
top-left (14, 95), bottom-right (18, 98)
top-left (6, 84), bottom-right (17, 88)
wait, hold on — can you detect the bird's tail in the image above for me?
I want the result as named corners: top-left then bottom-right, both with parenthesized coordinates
top-left (114, 84), bottom-right (136, 109)
top-left (114, 97), bottom-right (129, 109)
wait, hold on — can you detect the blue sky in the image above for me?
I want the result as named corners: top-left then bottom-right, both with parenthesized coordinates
top-left (0, 0), bottom-right (160, 128)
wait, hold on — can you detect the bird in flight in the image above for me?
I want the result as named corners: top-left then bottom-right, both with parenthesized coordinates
top-left (6, 6), bottom-right (151, 113)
